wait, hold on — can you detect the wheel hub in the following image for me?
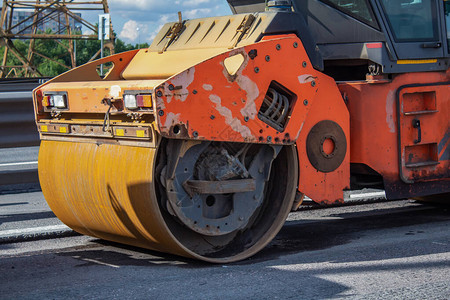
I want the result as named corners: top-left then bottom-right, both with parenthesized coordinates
top-left (163, 140), bottom-right (281, 236)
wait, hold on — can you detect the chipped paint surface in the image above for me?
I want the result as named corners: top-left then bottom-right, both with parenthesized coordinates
top-left (295, 122), bottom-right (304, 141)
top-left (153, 36), bottom-right (325, 148)
top-left (385, 90), bottom-right (396, 133)
top-left (164, 112), bottom-right (181, 129)
top-left (156, 95), bottom-right (166, 110)
top-left (109, 85), bottom-right (121, 98)
top-left (298, 74), bottom-right (316, 84)
top-left (203, 84), bottom-right (213, 91)
top-left (166, 67), bottom-right (195, 103)
top-left (237, 74), bottom-right (259, 120)
top-left (209, 94), bottom-right (252, 139)
top-left (220, 50), bottom-right (259, 121)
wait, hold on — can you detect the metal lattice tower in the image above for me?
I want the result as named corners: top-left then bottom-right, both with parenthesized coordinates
top-left (0, 0), bottom-right (114, 78)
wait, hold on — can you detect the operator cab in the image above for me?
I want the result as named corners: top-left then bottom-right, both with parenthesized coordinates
top-left (227, 0), bottom-right (450, 79)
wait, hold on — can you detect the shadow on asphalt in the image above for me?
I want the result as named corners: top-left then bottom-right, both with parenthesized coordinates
top-left (55, 202), bottom-right (450, 269)
top-left (0, 211), bottom-right (56, 225)
top-left (0, 202), bottom-right (28, 207)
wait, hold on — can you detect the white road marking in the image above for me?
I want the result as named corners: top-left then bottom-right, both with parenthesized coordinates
top-left (349, 191), bottom-right (386, 199)
top-left (82, 258), bottom-right (120, 268)
top-left (0, 161), bottom-right (38, 167)
top-left (0, 225), bottom-right (70, 237)
top-left (432, 242), bottom-right (448, 246)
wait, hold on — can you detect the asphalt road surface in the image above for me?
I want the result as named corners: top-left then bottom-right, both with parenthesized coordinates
top-left (0, 147), bottom-right (39, 193)
top-left (0, 146), bottom-right (38, 172)
top-left (1, 191), bottom-right (450, 299)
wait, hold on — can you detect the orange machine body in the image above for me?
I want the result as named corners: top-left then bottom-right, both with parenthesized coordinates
top-left (152, 35), bottom-right (350, 204)
top-left (340, 71), bottom-right (449, 199)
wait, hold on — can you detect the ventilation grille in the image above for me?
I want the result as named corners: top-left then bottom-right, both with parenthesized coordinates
top-left (258, 82), bottom-right (296, 132)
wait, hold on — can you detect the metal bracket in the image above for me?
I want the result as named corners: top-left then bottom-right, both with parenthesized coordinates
top-left (183, 179), bottom-right (256, 198)
top-left (160, 11), bottom-right (184, 53)
top-left (230, 14), bottom-right (256, 49)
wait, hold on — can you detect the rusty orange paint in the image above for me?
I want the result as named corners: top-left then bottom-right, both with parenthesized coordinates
top-left (154, 35), bottom-right (315, 144)
top-left (340, 71), bottom-right (449, 195)
top-left (152, 35), bottom-right (350, 204)
top-left (295, 71), bottom-right (350, 205)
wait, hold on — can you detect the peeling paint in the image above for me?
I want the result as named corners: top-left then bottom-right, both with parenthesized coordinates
top-left (298, 74), bottom-right (316, 84)
top-left (295, 122), bottom-right (304, 141)
top-left (237, 74), bottom-right (259, 120)
top-left (156, 90), bottom-right (166, 110)
top-left (109, 85), bottom-right (121, 98)
top-left (386, 90), bottom-right (396, 133)
top-left (203, 84), bottom-right (213, 91)
top-left (219, 50), bottom-right (259, 121)
top-left (209, 94), bottom-right (252, 139)
top-left (166, 67), bottom-right (196, 103)
top-left (164, 112), bottom-right (181, 129)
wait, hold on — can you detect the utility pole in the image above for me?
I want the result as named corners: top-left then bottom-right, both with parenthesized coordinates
top-left (98, 13), bottom-right (110, 77)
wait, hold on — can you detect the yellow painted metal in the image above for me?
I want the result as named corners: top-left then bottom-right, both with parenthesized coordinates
top-left (397, 59), bottom-right (438, 64)
top-left (38, 80), bottom-right (163, 115)
top-left (149, 14), bottom-right (270, 52)
top-left (121, 13), bottom-right (277, 81)
top-left (121, 48), bottom-right (228, 80)
top-left (136, 130), bottom-right (146, 137)
top-left (38, 139), bottom-right (298, 263)
top-left (115, 128), bottom-right (125, 136)
top-left (223, 53), bottom-right (245, 76)
top-left (38, 140), bottom-right (194, 259)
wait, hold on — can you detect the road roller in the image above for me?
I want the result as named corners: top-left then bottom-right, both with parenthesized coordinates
top-left (33, 0), bottom-right (450, 262)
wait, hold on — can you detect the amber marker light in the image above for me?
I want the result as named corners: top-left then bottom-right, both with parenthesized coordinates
top-left (136, 94), bottom-right (152, 108)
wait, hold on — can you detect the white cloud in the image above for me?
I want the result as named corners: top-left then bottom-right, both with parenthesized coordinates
top-left (100, 0), bottom-right (231, 43)
top-left (109, 0), bottom-right (160, 10)
top-left (119, 20), bottom-right (138, 41)
top-left (183, 8), bottom-right (212, 19)
top-left (119, 20), bottom-right (149, 43)
top-left (182, 0), bottom-right (211, 7)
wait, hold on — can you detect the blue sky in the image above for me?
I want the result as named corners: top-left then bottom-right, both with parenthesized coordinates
top-left (100, 0), bottom-right (232, 44)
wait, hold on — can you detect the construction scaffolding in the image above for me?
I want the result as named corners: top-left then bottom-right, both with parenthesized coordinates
top-left (0, 0), bottom-right (114, 78)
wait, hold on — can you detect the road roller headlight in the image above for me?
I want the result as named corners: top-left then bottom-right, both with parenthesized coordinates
top-left (52, 95), bottom-right (66, 108)
top-left (124, 94), bottom-right (138, 109)
top-left (124, 92), bottom-right (152, 110)
top-left (42, 92), bottom-right (68, 110)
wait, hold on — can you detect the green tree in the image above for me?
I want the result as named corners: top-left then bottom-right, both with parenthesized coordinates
top-left (0, 28), bottom-right (148, 78)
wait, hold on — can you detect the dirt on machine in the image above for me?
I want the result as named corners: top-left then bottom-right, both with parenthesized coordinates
top-left (32, 0), bottom-right (450, 262)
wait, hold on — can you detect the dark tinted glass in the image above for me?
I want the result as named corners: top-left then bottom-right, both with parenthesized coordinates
top-left (380, 0), bottom-right (438, 42)
top-left (322, 0), bottom-right (378, 28)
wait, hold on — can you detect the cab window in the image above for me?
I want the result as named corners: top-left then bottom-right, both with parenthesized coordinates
top-left (380, 0), bottom-right (439, 42)
top-left (321, 0), bottom-right (379, 28)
